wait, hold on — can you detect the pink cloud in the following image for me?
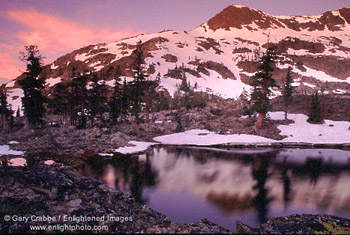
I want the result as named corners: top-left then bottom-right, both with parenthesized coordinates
top-left (0, 10), bottom-right (140, 81)
top-left (0, 44), bottom-right (23, 81)
top-left (7, 10), bottom-right (139, 54)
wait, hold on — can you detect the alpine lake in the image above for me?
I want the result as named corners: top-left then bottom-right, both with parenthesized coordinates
top-left (75, 146), bottom-right (350, 232)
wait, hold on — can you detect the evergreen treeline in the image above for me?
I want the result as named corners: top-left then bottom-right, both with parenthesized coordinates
top-left (4, 43), bottom-right (326, 133)
top-left (11, 44), bottom-right (210, 132)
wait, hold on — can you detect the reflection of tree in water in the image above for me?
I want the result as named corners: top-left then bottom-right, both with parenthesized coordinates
top-left (305, 158), bottom-right (323, 186)
top-left (130, 160), bottom-right (144, 203)
top-left (144, 153), bottom-right (157, 186)
top-left (113, 154), bottom-right (158, 204)
top-left (251, 154), bottom-right (273, 224)
top-left (281, 157), bottom-right (291, 209)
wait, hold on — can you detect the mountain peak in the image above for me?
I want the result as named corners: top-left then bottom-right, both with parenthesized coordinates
top-left (205, 5), bottom-right (282, 31)
top-left (202, 5), bottom-right (350, 32)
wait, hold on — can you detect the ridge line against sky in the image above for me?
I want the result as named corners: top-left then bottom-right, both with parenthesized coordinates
top-left (1, 0), bottom-right (350, 84)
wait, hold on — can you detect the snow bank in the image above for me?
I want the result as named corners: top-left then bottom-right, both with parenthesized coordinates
top-left (0, 145), bottom-right (24, 156)
top-left (153, 129), bottom-right (274, 146)
top-left (154, 112), bottom-right (350, 146)
top-left (114, 141), bottom-right (157, 154)
top-left (270, 111), bottom-right (350, 144)
top-left (99, 153), bottom-right (114, 157)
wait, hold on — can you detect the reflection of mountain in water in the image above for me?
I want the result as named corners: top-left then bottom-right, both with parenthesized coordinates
top-left (76, 147), bottom-right (350, 229)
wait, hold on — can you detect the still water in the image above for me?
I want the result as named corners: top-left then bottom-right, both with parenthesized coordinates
top-left (77, 147), bottom-right (350, 232)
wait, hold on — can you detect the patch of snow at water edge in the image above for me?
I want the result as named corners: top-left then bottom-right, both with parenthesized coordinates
top-left (154, 112), bottom-right (350, 146)
top-left (153, 129), bottom-right (274, 145)
top-left (114, 141), bottom-right (157, 154)
top-left (270, 111), bottom-right (350, 144)
top-left (99, 153), bottom-right (113, 157)
top-left (0, 145), bottom-right (24, 156)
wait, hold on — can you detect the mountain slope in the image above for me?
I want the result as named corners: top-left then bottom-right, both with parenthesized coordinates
top-left (5, 5), bottom-right (350, 109)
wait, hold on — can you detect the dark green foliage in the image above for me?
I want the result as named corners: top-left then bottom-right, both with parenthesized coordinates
top-left (16, 107), bottom-right (20, 117)
top-left (171, 73), bottom-right (209, 110)
top-left (129, 41), bottom-right (147, 125)
top-left (243, 105), bottom-right (253, 117)
top-left (49, 82), bottom-right (70, 118)
top-left (143, 80), bottom-right (160, 122)
top-left (154, 91), bottom-right (170, 112)
top-left (250, 48), bottom-right (278, 114)
top-left (70, 71), bottom-right (88, 128)
top-left (307, 90), bottom-right (323, 123)
top-left (108, 66), bottom-right (122, 125)
top-left (120, 78), bottom-right (129, 118)
top-left (87, 73), bottom-right (108, 127)
top-left (18, 45), bottom-right (46, 128)
top-left (0, 89), bottom-right (12, 129)
top-left (174, 112), bottom-right (184, 133)
top-left (282, 67), bottom-right (294, 120)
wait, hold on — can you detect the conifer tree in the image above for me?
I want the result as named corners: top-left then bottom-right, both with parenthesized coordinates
top-left (130, 41), bottom-right (147, 136)
top-left (250, 48), bottom-right (278, 129)
top-left (87, 73), bottom-right (108, 127)
top-left (18, 45), bottom-right (46, 128)
top-left (108, 66), bottom-right (122, 126)
top-left (282, 67), bottom-right (294, 120)
top-left (307, 90), bottom-right (323, 123)
top-left (69, 71), bottom-right (88, 128)
top-left (0, 89), bottom-right (11, 129)
top-left (120, 78), bottom-right (129, 118)
top-left (143, 80), bottom-right (159, 123)
top-left (49, 82), bottom-right (70, 124)
top-left (16, 107), bottom-right (20, 118)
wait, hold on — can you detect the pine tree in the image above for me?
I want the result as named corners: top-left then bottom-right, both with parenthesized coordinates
top-left (87, 73), bottom-right (108, 127)
top-left (0, 89), bottom-right (11, 129)
top-left (120, 78), bottom-right (129, 118)
top-left (250, 48), bottom-right (278, 129)
top-left (129, 41), bottom-right (147, 136)
top-left (307, 90), bottom-right (323, 123)
top-left (143, 80), bottom-right (159, 123)
top-left (282, 67), bottom-right (294, 120)
top-left (69, 71), bottom-right (88, 128)
top-left (16, 107), bottom-right (20, 118)
top-left (49, 82), bottom-right (70, 125)
top-left (108, 66), bottom-right (122, 126)
top-left (18, 45), bottom-right (46, 128)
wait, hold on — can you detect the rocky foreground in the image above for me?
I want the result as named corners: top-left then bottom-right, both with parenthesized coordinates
top-left (2, 164), bottom-right (350, 234)
top-left (237, 214), bottom-right (350, 234)
top-left (0, 164), bottom-right (230, 233)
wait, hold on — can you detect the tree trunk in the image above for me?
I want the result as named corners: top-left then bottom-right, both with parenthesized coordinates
top-left (145, 109), bottom-right (149, 124)
top-left (285, 106), bottom-right (288, 121)
top-left (0, 114), bottom-right (6, 129)
top-left (134, 122), bottom-right (140, 137)
top-left (255, 113), bottom-right (265, 129)
top-left (90, 117), bottom-right (94, 128)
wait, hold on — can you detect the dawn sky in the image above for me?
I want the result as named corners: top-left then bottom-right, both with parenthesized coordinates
top-left (1, 0), bottom-right (350, 84)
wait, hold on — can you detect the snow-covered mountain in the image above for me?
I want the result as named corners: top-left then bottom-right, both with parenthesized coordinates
top-left (5, 5), bottom-right (350, 108)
